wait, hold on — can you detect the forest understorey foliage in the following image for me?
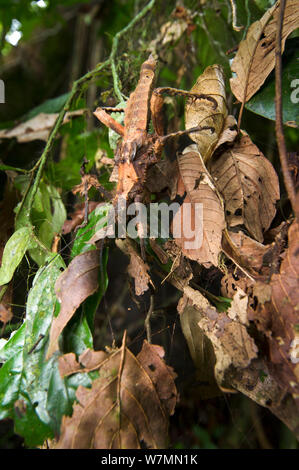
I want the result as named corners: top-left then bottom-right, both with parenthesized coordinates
top-left (0, 0), bottom-right (298, 449)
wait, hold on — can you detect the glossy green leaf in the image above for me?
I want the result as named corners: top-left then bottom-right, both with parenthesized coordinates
top-left (71, 203), bottom-right (110, 257)
top-left (22, 92), bottom-right (70, 121)
top-left (63, 204), bottom-right (110, 355)
top-left (29, 182), bottom-right (66, 265)
top-left (245, 41), bottom-right (299, 128)
top-left (0, 227), bottom-right (32, 286)
top-left (0, 254), bottom-right (75, 446)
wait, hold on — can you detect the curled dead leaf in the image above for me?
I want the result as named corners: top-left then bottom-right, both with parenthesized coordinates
top-left (117, 239), bottom-right (151, 296)
top-left (222, 230), bottom-right (271, 275)
top-left (185, 65), bottom-right (227, 163)
top-left (178, 293), bottom-right (220, 399)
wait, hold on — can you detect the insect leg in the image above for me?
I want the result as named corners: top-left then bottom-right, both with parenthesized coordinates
top-left (157, 125), bottom-right (215, 145)
top-left (153, 87), bottom-right (218, 110)
top-left (94, 107), bottom-right (125, 136)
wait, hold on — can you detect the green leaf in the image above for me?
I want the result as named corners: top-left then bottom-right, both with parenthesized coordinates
top-left (108, 101), bottom-right (126, 150)
top-left (63, 206), bottom-right (110, 355)
top-left (0, 255), bottom-right (74, 446)
top-left (46, 119), bottom-right (102, 191)
top-left (29, 182), bottom-right (66, 265)
top-left (0, 227), bottom-right (32, 286)
top-left (21, 92), bottom-right (70, 121)
top-left (71, 203), bottom-right (110, 257)
top-left (245, 40), bottom-right (299, 128)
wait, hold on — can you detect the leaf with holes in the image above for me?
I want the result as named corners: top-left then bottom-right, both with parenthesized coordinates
top-left (210, 134), bottom-right (279, 242)
top-left (230, 0), bottom-right (299, 103)
top-left (55, 338), bottom-right (177, 449)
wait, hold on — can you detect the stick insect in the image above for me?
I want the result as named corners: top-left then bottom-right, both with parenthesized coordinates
top-left (93, 54), bottom-right (217, 258)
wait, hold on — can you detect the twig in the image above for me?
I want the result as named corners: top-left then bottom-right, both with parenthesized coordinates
top-left (275, 0), bottom-right (297, 219)
top-left (110, 0), bottom-right (156, 101)
top-left (145, 294), bottom-right (155, 343)
top-left (117, 330), bottom-right (127, 447)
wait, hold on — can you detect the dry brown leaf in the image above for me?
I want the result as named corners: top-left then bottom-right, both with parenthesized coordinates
top-left (222, 230), bottom-right (270, 274)
top-left (210, 134), bottom-right (280, 242)
top-left (227, 287), bottom-right (249, 326)
top-left (185, 64), bottom-right (227, 163)
top-left (55, 339), bottom-right (177, 449)
top-left (214, 115), bottom-right (238, 151)
top-left (117, 239), bottom-right (150, 296)
top-left (230, 0), bottom-right (299, 103)
top-left (180, 286), bottom-right (258, 387)
top-left (178, 293), bottom-right (220, 399)
top-left (227, 358), bottom-right (299, 439)
top-left (173, 146), bottom-right (225, 267)
top-left (0, 304), bottom-right (13, 326)
top-left (46, 249), bottom-right (100, 359)
top-left (0, 110), bottom-right (85, 143)
top-left (249, 220), bottom-right (299, 405)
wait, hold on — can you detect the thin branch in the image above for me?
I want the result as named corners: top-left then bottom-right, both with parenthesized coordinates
top-left (275, 0), bottom-right (297, 218)
top-left (145, 294), bottom-right (155, 343)
top-left (110, 0), bottom-right (156, 101)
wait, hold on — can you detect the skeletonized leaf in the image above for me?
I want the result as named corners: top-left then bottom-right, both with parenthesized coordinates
top-left (210, 134), bottom-right (279, 242)
top-left (55, 339), bottom-right (177, 449)
top-left (46, 250), bottom-right (100, 359)
top-left (230, 0), bottom-right (299, 103)
top-left (185, 64), bottom-right (227, 163)
top-left (173, 146), bottom-right (225, 267)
